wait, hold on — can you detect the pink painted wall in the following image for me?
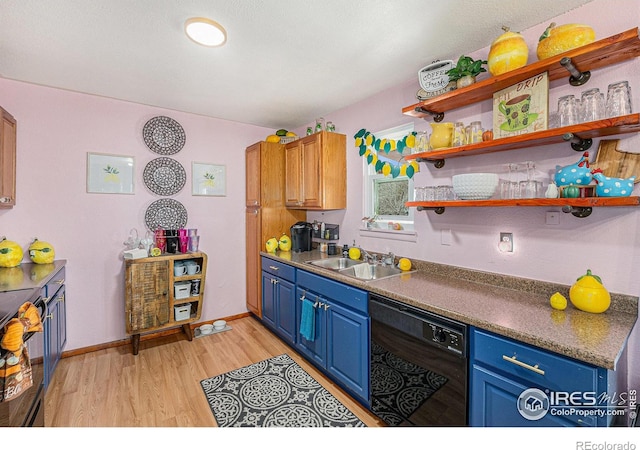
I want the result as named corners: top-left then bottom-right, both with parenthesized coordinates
top-left (304, 0), bottom-right (640, 391)
top-left (0, 78), bottom-right (270, 350)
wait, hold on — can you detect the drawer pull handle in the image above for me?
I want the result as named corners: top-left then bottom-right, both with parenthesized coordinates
top-left (269, 266), bottom-right (279, 271)
top-left (502, 355), bottom-right (545, 376)
top-left (55, 279), bottom-right (65, 285)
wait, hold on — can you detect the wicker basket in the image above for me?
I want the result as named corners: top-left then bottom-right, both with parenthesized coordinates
top-left (280, 136), bottom-right (297, 144)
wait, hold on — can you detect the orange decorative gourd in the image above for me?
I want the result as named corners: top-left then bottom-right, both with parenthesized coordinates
top-left (488, 27), bottom-right (529, 76)
top-left (537, 22), bottom-right (595, 60)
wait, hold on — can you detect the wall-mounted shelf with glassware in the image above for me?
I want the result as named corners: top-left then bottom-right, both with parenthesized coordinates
top-left (404, 114), bottom-right (640, 168)
top-left (403, 27), bottom-right (640, 218)
top-left (407, 197), bottom-right (640, 218)
top-left (402, 28), bottom-right (640, 122)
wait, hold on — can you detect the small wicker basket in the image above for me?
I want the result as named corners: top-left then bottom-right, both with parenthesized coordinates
top-left (279, 136), bottom-right (297, 144)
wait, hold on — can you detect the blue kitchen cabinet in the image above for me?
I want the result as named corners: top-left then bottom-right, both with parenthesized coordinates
top-left (296, 270), bottom-right (370, 405)
top-left (470, 327), bottom-right (614, 427)
top-left (43, 265), bottom-right (67, 389)
top-left (261, 257), bottom-right (297, 345)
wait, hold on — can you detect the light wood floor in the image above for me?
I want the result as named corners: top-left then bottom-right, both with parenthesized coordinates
top-left (44, 316), bottom-right (384, 427)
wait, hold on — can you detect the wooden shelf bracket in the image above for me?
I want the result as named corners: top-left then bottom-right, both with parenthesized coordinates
top-left (563, 132), bottom-right (593, 151)
top-left (560, 57), bottom-right (591, 86)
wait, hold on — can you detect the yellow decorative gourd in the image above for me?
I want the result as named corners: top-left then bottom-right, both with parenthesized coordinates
top-left (266, 135), bottom-right (280, 143)
top-left (569, 269), bottom-right (610, 314)
top-left (488, 27), bottom-right (529, 76)
top-left (0, 237), bottom-right (23, 268)
top-left (28, 238), bottom-right (55, 264)
top-left (537, 22), bottom-right (596, 60)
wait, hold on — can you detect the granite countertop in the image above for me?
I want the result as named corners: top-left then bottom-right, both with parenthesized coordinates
top-left (262, 250), bottom-right (638, 370)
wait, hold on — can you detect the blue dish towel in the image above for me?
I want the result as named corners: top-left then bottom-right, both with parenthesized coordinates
top-left (300, 298), bottom-right (316, 342)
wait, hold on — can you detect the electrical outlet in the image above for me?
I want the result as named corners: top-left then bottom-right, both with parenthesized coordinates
top-left (546, 211), bottom-right (560, 225)
top-left (499, 232), bottom-right (513, 252)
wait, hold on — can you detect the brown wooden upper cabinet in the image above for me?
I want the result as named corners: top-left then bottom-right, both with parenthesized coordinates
top-left (285, 131), bottom-right (346, 210)
top-left (0, 106), bottom-right (17, 208)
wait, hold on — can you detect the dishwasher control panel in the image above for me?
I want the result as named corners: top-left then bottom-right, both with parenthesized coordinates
top-left (423, 322), bottom-right (465, 356)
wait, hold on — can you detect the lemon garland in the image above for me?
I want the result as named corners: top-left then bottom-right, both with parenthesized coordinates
top-left (354, 128), bottom-right (420, 178)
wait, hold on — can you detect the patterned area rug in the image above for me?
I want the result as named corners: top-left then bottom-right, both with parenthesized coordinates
top-left (200, 354), bottom-right (366, 427)
top-left (370, 341), bottom-right (448, 426)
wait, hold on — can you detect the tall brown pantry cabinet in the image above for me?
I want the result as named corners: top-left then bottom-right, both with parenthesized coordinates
top-left (246, 141), bottom-right (305, 318)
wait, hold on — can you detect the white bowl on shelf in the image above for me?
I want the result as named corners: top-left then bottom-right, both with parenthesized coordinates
top-left (452, 173), bottom-right (499, 200)
top-left (200, 324), bottom-right (214, 335)
top-left (213, 320), bottom-right (226, 331)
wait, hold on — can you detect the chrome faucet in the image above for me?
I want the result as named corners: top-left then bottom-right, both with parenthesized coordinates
top-left (381, 252), bottom-right (395, 266)
top-left (359, 248), bottom-right (377, 264)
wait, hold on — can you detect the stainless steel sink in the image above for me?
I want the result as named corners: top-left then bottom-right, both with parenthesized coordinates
top-left (306, 257), bottom-right (362, 270)
top-left (338, 264), bottom-right (415, 281)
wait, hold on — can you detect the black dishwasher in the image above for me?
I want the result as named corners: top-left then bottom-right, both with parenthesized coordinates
top-left (369, 293), bottom-right (467, 426)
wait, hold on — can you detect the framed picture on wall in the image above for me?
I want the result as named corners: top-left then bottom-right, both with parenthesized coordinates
top-left (192, 162), bottom-right (226, 196)
top-left (86, 152), bottom-right (135, 194)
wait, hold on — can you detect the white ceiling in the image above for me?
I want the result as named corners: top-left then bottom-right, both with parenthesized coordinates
top-left (0, 0), bottom-right (593, 130)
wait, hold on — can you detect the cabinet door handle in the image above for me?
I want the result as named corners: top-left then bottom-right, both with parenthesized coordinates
top-left (502, 355), bottom-right (545, 376)
top-left (269, 266), bottom-right (279, 271)
top-left (323, 303), bottom-right (330, 311)
top-left (46, 313), bottom-right (54, 320)
top-left (272, 279), bottom-right (279, 285)
top-left (0, 197), bottom-right (12, 203)
top-left (58, 294), bottom-right (65, 303)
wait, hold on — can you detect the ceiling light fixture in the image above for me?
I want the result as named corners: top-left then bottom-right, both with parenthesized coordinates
top-left (184, 17), bottom-right (227, 47)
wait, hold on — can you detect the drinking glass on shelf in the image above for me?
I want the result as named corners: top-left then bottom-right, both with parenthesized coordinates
top-left (606, 81), bottom-right (632, 118)
top-left (424, 186), bottom-right (435, 201)
top-left (435, 185), bottom-right (449, 201)
top-left (499, 179), bottom-right (511, 199)
top-left (580, 88), bottom-right (605, 123)
top-left (452, 122), bottom-right (466, 147)
top-left (558, 95), bottom-right (579, 127)
top-left (414, 131), bottom-right (429, 154)
top-left (469, 121), bottom-right (483, 144)
top-left (548, 111), bottom-right (560, 129)
top-left (413, 186), bottom-right (424, 201)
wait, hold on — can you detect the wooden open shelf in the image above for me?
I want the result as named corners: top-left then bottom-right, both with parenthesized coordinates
top-left (404, 114), bottom-right (640, 165)
top-left (407, 196), bottom-right (640, 217)
top-left (403, 27), bottom-right (640, 120)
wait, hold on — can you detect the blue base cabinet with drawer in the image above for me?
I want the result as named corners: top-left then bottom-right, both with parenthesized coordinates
top-left (470, 327), bottom-right (614, 427)
top-left (295, 270), bottom-right (370, 406)
top-left (261, 258), bottom-right (297, 344)
top-left (43, 265), bottom-right (67, 390)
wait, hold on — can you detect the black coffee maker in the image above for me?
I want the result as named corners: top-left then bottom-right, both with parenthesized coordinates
top-left (290, 222), bottom-right (313, 252)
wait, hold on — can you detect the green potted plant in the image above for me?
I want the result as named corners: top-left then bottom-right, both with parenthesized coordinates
top-left (446, 55), bottom-right (488, 88)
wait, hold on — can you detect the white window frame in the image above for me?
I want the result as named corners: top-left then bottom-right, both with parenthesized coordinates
top-left (362, 123), bottom-right (415, 232)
